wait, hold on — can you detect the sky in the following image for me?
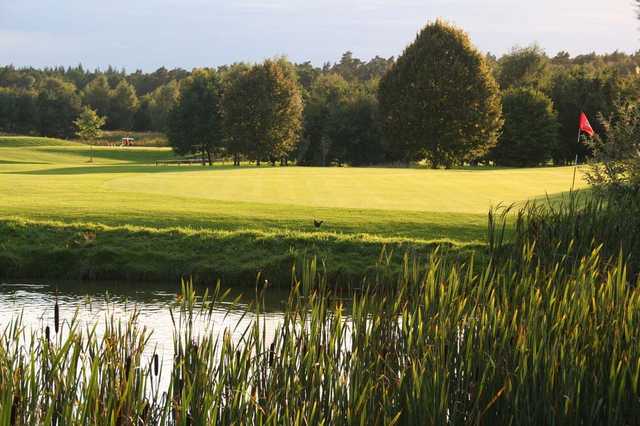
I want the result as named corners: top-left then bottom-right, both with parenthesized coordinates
top-left (0, 0), bottom-right (638, 71)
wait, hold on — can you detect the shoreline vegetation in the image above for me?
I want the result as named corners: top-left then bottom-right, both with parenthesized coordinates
top-left (3, 193), bottom-right (640, 424)
top-left (0, 216), bottom-right (482, 285)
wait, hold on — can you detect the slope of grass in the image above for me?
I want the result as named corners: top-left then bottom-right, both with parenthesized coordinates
top-left (0, 136), bottom-right (590, 281)
top-left (0, 217), bottom-right (479, 284)
top-left (0, 135), bottom-right (82, 147)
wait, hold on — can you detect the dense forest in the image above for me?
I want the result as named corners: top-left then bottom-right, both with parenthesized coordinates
top-left (1, 25), bottom-right (639, 167)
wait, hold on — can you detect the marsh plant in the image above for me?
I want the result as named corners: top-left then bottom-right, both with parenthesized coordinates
top-left (2, 200), bottom-right (640, 425)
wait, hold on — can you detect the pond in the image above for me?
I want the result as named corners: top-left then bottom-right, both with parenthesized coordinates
top-left (0, 280), bottom-right (291, 383)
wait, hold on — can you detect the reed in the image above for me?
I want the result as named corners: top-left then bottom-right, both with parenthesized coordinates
top-left (2, 197), bottom-right (640, 425)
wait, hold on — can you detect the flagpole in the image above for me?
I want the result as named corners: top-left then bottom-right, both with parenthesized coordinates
top-left (576, 123), bottom-right (582, 166)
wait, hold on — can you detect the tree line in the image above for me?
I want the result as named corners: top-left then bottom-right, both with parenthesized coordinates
top-left (1, 20), bottom-right (639, 167)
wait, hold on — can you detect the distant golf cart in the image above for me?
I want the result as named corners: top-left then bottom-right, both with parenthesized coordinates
top-left (121, 137), bottom-right (135, 147)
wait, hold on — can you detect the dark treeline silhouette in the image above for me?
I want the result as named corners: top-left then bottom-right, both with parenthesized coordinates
top-left (1, 27), bottom-right (639, 167)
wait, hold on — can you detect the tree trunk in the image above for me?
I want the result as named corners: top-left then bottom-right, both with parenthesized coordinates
top-left (207, 149), bottom-right (213, 166)
top-left (256, 158), bottom-right (261, 166)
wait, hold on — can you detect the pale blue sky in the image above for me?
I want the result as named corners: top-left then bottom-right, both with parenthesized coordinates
top-left (0, 0), bottom-right (637, 71)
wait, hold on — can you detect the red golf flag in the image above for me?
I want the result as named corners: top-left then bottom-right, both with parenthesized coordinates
top-left (579, 112), bottom-right (595, 137)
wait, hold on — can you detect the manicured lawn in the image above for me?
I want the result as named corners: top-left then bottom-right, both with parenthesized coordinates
top-left (0, 136), bottom-right (589, 282)
top-left (0, 137), bottom-right (588, 241)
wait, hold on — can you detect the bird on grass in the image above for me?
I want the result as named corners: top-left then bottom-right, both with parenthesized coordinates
top-left (313, 219), bottom-right (324, 229)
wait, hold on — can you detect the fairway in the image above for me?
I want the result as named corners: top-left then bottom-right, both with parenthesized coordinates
top-left (0, 137), bottom-right (588, 243)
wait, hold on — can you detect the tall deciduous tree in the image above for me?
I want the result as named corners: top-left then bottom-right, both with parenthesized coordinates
top-left (378, 20), bottom-right (503, 168)
top-left (37, 77), bottom-right (82, 138)
top-left (0, 88), bottom-right (38, 134)
top-left (489, 88), bottom-right (559, 167)
top-left (223, 59), bottom-right (303, 166)
top-left (496, 45), bottom-right (550, 90)
top-left (298, 73), bottom-right (351, 166)
top-left (83, 75), bottom-right (111, 116)
top-left (549, 67), bottom-right (621, 164)
top-left (108, 80), bottom-right (139, 130)
top-left (167, 68), bottom-right (224, 165)
top-left (145, 81), bottom-right (179, 131)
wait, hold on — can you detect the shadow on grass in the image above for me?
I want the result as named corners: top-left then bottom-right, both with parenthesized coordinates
top-left (6, 163), bottom-right (263, 175)
top-left (0, 160), bottom-right (49, 165)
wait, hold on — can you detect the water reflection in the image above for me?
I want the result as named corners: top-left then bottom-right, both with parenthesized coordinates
top-left (0, 280), bottom-right (290, 384)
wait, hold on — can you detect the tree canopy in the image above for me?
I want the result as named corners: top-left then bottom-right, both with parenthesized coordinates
top-left (166, 68), bottom-right (224, 165)
top-left (74, 106), bottom-right (106, 141)
top-left (378, 20), bottom-right (503, 168)
top-left (489, 88), bottom-right (559, 167)
top-left (223, 59), bottom-right (303, 165)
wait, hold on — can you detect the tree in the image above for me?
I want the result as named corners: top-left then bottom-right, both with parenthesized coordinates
top-left (378, 20), bottom-right (503, 168)
top-left (223, 59), bottom-right (303, 166)
top-left (148, 81), bottom-right (179, 131)
top-left (298, 73), bottom-right (351, 166)
top-left (167, 68), bottom-right (224, 165)
top-left (488, 88), bottom-right (559, 167)
top-left (0, 88), bottom-right (38, 134)
top-left (220, 63), bottom-right (252, 165)
top-left (548, 67), bottom-right (621, 164)
top-left (328, 86), bottom-right (384, 166)
top-left (74, 106), bottom-right (106, 141)
top-left (298, 75), bottom-right (383, 166)
top-left (37, 77), bottom-right (82, 138)
top-left (108, 80), bottom-right (139, 130)
top-left (74, 106), bottom-right (106, 163)
top-left (586, 103), bottom-right (640, 192)
top-left (83, 75), bottom-right (111, 116)
top-left (496, 45), bottom-right (550, 90)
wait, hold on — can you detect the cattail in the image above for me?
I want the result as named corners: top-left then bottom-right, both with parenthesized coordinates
top-left (153, 354), bottom-right (159, 377)
top-left (268, 342), bottom-right (275, 367)
top-left (45, 326), bottom-right (50, 343)
top-left (54, 298), bottom-right (60, 334)
top-left (10, 395), bottom-right (18, 426)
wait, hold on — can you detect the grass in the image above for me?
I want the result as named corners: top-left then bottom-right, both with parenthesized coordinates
top-left (0, 136), bottom-right (590, 282)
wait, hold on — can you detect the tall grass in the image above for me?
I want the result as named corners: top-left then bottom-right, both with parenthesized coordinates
top-left (2, 197), bottom-right (640, 424)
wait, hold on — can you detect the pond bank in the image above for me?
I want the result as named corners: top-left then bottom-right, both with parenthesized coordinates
top-left (0, 217), bottom-right (482, 285)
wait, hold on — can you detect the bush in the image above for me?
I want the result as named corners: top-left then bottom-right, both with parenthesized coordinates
top-left (586, 103), bottom-right (640, 192)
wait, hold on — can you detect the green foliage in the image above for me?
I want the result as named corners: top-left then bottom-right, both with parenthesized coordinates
top-left (107, 79), bottom-right (139, 130)
top-left (586, 103), bottom-right (640, 191)
top-left (223, 59), bottom-right (303, 165)
top-left (496, 45), bottom-right (550, 90)
top-left (147, 80), bottom-right (179, 131)
top-left (4, 195), bottom-right (640, 424)
top-left (0, 88), bottom-right (38, 134)
top-left (299, 75), bottom-right (384, 166)
top-left (489, 88), bottom-right (559, 166)
top-left (73, 106), bottom-right (106, 142)
top-left (82, 75), bottom-right (111, 116)
top-left (167, 68), bottom-right (224, 164)
top-left (298, 73), bottom-right (351, 165)
top-left (36, 77), bottom-right (82, 139)
top-left (548, 66), bottom-right (621, 164)
top-left (379, 20), bottom-right (503, 167)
